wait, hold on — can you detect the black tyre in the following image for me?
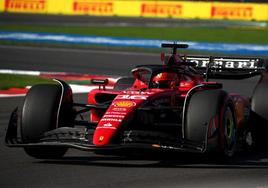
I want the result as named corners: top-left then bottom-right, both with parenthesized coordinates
top-left (185, 90), bottom-right (237, 157)
top-left (113, 77), bottom-right (135, 90)
top-left (250, 81), bottom-right (268, 147)
top-left (219, 104), bottom-right (237, 157)
top-left (21, 82), bottom-right (74, 159)
top-left (251, 82), bottom-right (268, 122)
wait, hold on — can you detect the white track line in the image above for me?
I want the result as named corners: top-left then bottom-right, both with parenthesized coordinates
top-left (0, 85), bottom-right (109, 98)
top-left (0, 94), bottom-right (26, 98)
top-left (0, 69), bottom-right (41, 76)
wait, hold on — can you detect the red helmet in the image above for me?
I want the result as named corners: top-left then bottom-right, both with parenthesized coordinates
top-left (153, 72), bottom-right (177, 81)
top-left (153, 72), bottom-right (179, 88)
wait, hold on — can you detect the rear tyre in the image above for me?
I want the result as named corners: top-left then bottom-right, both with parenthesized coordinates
top-left (185, 90), bottom-right (237, 157)
top-left (220, 104), bottom-right (237, 157)
top-left (251, 82), bottom-right (268, 122)
top-left (21, 82), bottom-right (74, 159)
top-left (250, 81), bottom-right (268, 147)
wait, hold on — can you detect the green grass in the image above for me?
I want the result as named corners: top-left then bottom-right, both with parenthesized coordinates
top-left (0, 24), bottom-right (268, 44)
top-left (0, 74), bottom-right (54, 90)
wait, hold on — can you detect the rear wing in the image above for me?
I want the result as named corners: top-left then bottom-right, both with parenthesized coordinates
top-left (160, 43), bottom-right (267, 79)
top-left (184, 55), bottom-right (268, 79)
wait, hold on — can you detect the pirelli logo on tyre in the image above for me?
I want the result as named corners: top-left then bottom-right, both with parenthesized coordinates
top-left (211, 5), bottom-right (253, 20)
top-left (5, 0), bottom-right (46, 12)
top-left (73, 1), bottom-right (113, 15)
top-left (141, 3), bottom-right (183, 17)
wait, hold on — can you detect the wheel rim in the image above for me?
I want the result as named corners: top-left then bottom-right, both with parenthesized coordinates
top-left (223, 106), bottom-right (236, 156)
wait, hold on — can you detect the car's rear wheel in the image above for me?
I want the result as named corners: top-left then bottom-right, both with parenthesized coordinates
top-left (21, 82), bottom-right (74, 159)
top-left (220, 104), bottom-right (237, 157)
top-left (185, 90), bottom-right (237, 157)
top-left (250, 80), bottom-right (268, 147)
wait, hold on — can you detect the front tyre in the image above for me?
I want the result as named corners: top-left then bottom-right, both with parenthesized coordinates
top-left (21, 82), bottom-right (74, 159)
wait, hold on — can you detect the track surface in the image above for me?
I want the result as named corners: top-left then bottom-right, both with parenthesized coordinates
top-left (1, 46), bottom-right (268, 188)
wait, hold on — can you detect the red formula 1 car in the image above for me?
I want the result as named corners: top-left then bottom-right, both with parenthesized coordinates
top-left (5, 43), bottom-right (268, 159)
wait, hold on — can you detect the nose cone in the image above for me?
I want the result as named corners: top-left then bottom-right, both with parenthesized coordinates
top-left (93, 91), bottom-right (155, 146)
top-left (92, 100), bottom-right (135, 146)
top-left (93, 127), bottom-right (117, 146)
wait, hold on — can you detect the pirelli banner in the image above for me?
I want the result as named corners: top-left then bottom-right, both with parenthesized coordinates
top-left (1, 0), bottom-right (268, 21)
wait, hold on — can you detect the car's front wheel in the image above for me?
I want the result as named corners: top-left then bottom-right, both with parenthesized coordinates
top-left (21, 82), bottom-right (74, 159)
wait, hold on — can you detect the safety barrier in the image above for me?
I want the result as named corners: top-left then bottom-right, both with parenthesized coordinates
top-left (0, 0), bottom-right (267, 21)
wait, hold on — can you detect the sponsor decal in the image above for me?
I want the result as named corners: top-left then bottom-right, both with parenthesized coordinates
top-left (103, 114), bottom-right (125, 118)
top-left (96, 126), bottom-right (116, 130)
top-left (211, 6), bottom-right (253, 19)
top-left (113, 101), bottom-right (136, 108)
top-left (100, 118), bottom-right (122, 122)
top-left (122, 91), bottom-right (154, 95)
top-left (103, 122), bottom-right (113, 127)
top-left (187, 57), bottom-right (258, 69)
top-left (116, 94), bottom-right (149, 100)
top-left (112, 107), bottom-right (127, 112)
top-left (99, 136), bottom-right (104, 142)
top-left (141, 3), bottom-right (182, 17)
top-left (116, 92), bottom-right (154, 100)
top-left (5, 0), bottom-right (46, 11)
top-left (73, 0), bottom-right (113, 15)
top-left (106, 111), bottom-right (127, 115)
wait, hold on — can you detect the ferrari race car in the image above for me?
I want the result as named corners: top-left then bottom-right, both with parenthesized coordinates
top-left (5, 43), bottom-right (268, 159)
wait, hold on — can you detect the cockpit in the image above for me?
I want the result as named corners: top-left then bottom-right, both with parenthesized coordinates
top-left (131, 65), bottom-right (198, 94)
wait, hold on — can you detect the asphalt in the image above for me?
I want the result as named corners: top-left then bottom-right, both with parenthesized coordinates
top-left (0, 45), bottom-right (159, 76)
top-left (1, 45), bottom-right (268, 188)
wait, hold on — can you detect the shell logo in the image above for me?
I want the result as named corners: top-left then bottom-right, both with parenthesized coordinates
top-left (113, 101), bottom-right (136, 107)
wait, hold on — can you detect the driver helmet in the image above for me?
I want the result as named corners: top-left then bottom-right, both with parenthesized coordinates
top-left (152, 72), bottom-right (179, 88)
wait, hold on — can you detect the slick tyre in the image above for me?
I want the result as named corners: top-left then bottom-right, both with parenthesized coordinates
top-left (185, 90), bottom-right (237, 157)
top-left (251, 81), bottom-right (268, 147)
top-left (219, 102), bottom-right (237, 157)
top-left (251, 82), bottom-right (268, 122)
top-left (21, 83), bottom-right (73, 159)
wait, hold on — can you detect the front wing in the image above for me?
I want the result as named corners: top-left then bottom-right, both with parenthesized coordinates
top-left (5, 108), bottom-right (206, 154)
